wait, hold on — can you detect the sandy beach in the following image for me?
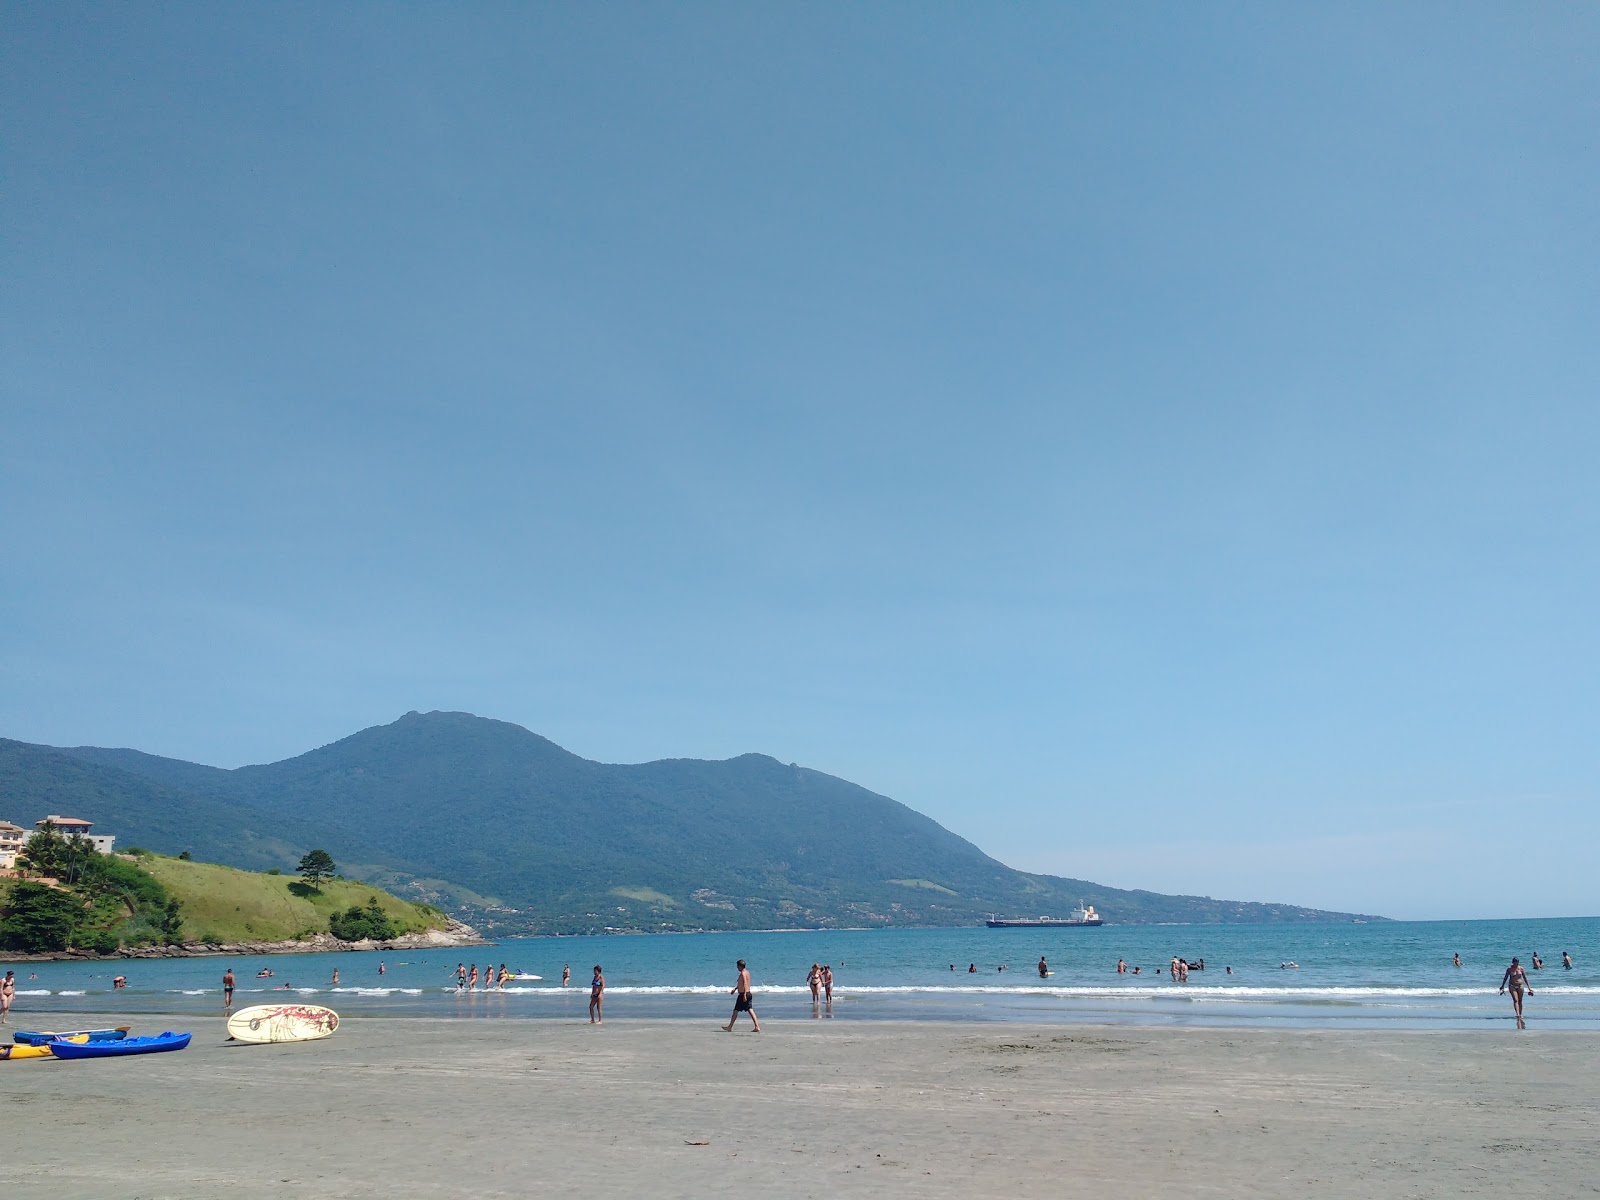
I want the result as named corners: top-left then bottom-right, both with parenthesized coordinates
top-left (7, 1013), bottom-right (1596, 1199)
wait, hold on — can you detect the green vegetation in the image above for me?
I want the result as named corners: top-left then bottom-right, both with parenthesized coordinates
top-left (889, 879), bottom-right (960, 894)
top-left (0, 882), bottom-right (82, 951)
top-left (135, 854), bottom-right (447, 944)
top-left (328, 898), bottom-right (398, 941)
top-left (611, 886), bottom-right (677, 905)
top-left (0, 826), bottom-right (183, 952)
top-left (7, 713), bottom-right (1386, 936)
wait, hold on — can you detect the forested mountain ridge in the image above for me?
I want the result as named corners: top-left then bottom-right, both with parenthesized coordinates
top-left (3, 713), bottom-right (1383, 933)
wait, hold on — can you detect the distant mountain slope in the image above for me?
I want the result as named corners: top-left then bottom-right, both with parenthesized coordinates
top-left (0, 739), bottom-right (304, 871)
top-left (15, 712), bottom-right (1383, 932)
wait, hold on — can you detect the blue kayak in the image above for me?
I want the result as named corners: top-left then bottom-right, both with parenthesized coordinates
top-left (13, 1026), bottom-right (131, 1047)
top-left (48, 1032), bottom-right (192, 1060)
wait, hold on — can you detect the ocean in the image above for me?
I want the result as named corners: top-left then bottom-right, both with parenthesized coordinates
top-left (9, 916), bottom-right (1597, 1029)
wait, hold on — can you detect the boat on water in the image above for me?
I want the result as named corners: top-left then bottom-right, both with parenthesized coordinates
top-left (13, 1026), bottom-right (131, 1046)
top-left (986, 903), bottom-right (1103, 928)
top-left (48, 1032), bottom-right (191, 1060)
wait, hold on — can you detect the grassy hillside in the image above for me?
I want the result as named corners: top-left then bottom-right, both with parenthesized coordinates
top-left (134, 854), bottom-right (449, 944)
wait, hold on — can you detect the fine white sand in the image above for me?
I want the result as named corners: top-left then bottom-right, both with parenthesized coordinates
top-left (6, 1013), bottom-right (1597, 1199)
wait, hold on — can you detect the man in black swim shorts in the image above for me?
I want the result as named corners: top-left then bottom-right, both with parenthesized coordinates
top-left (723, 959), bottom-right (759, 1032)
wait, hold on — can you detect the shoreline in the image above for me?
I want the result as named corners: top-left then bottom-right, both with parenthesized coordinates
top-left (1, 917), bottom-right (489, 962)
top-left (7, 1014), bottom-right (1596, 1199)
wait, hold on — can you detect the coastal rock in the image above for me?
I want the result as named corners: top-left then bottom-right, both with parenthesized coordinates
top-left (8, 917), bottom-right (489, 962)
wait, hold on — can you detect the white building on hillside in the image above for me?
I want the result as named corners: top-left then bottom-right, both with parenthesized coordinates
top-left (34, 815), bottom-right (117, 856)
top-left (0, 820), bottom-right (28, 869)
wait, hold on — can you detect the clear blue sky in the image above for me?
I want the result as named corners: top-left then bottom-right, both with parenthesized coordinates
top-left (4, 4), bottom-right (1595, 920)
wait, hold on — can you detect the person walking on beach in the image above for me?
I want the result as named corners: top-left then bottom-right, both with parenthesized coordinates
top-left (223, 968), bottom-right (235, 1013)
top-left (723, 959), bottom-right (759, 1032)
top-left (1500, 957), bottom-right (1534, 1027)
top-left (562, 963), bottom-right (571, 987)
top-left (589, 965), bottom-right (604, 1024)
top-left (822, 964), bottom-right (834, 1007)
top-left (1, 970), bottom-right (15, 1024)
top-left (808, 963), bottom-right (821, 1005)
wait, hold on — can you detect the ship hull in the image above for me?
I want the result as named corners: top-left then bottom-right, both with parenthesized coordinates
top-left (985, 919), bottom-right (1103, 928)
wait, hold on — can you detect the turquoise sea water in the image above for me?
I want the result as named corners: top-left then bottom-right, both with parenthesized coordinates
top-left (9, 917), bottom-right (1598, 1029)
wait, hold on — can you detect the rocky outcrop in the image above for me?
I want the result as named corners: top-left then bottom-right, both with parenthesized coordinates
top-left (7, 917), bottom-right (489, 961)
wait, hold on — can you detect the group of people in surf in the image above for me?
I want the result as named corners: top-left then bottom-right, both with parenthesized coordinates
top-left (453, 962), bottom-right (519, 991)
top-left (805, 962), bottom-right (835, 1015)
top-left (1168, 956), bottom-right (1205, 982)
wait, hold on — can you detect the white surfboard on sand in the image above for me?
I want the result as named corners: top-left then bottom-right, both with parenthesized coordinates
top-left (227, 1003), bottom-right (340, 1044)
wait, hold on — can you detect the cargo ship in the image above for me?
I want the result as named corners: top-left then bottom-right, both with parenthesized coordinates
top-left (985, 903), bottom-right (1103, 928)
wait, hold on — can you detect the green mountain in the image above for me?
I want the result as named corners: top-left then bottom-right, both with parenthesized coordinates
top-left (4, 713), bottom-right (1382, 932)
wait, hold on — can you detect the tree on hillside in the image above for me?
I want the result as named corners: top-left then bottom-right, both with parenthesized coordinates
top-left (298, 849), bottom-right (336, 892)
top-left (16, 822), bottom-right (67, 879)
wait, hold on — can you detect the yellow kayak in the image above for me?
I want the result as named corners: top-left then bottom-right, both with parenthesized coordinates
top-left (1, 1034), bottom-right (90, 1060)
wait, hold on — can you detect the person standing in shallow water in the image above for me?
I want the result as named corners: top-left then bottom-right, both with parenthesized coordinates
top-left (1500, 957), bottom-right (1534, 1027)
top-left (723, 959), bottom-right (759, 1032)
top-left (2, 970), bottom-right (16, 1024)
top-left (222, 967), bottom-right (235, 1013)
top-left (589, 965), bottom-right (604, 1024)
top-left (562, 963), bottom-right (571, 987)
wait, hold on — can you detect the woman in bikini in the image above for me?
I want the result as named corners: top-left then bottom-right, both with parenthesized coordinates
top-left (1500, 957), bottom-right (1534, 1025)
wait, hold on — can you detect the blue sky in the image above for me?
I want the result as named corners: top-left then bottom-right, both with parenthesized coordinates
top-left (3, 4), bottom-right (1595, 920)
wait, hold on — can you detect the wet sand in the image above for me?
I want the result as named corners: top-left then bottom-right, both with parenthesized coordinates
top-left (7, 1013), bottom-right (1597, 1198)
